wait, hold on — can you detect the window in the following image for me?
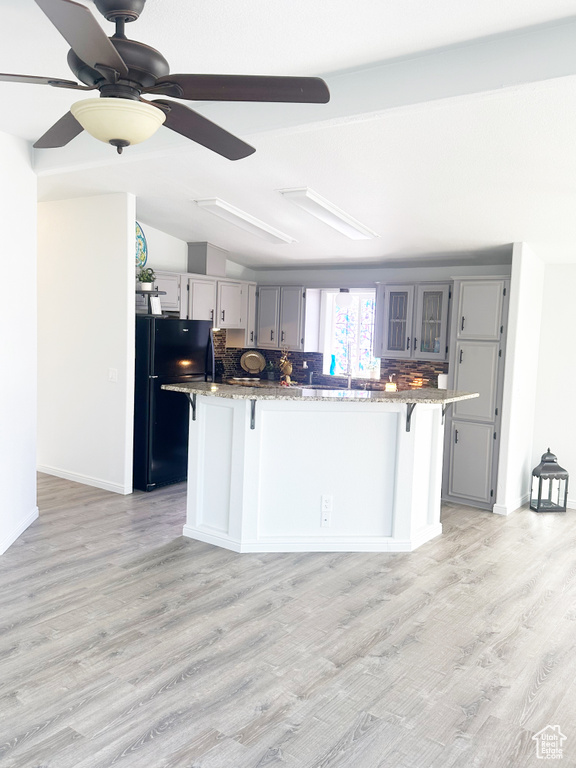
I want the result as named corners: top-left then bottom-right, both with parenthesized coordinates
top-left (321, 290), bottom-right (380, 378)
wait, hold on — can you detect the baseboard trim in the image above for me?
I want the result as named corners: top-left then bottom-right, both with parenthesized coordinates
top-left (37, 465), bottom-right (130, 495)
top-left (0, 507), bottom-right (39, 555)
top-left (182, 524), bottom-right (442, 553)
top-left (493, 492), bottom-right (531, 516)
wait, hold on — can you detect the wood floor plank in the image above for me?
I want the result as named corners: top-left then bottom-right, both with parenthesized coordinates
top-left (1, 473), bottom-right (576, 766)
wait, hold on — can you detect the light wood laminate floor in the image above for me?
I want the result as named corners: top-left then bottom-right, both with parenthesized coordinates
top-left (1, 475), bottom-right (576, 767)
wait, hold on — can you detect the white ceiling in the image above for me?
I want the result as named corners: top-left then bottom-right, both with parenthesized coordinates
top-left (3, 0), bottom-right (576, 267)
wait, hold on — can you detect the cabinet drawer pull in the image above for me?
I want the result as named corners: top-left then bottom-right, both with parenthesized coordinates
top-left (461, 316), bottom-right (465, 331)
top-left (455, 429), bottom-right (459, 444)
top-left (459, 349), bottom-right (463, 364)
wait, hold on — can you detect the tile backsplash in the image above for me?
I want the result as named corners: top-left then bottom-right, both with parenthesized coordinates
top-left (213, 331), bottom-right (449, 388)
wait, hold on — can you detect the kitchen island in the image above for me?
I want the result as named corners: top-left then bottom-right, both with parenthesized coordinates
top-left (162, 382), bottom-right (478, 553)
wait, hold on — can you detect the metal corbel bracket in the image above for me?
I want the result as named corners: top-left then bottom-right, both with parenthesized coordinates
top-left (406, 403), bottom-right (416, 432)
top-left (250, 399), bottom-right (256, 430)
top-left (187, 393), bottom-right (197, 420)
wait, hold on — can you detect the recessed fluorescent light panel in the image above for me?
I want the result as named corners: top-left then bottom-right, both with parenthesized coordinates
top-left (279, 187), bottom-right (379, 240)
top-left (194, 198), bottom-right (296, 245)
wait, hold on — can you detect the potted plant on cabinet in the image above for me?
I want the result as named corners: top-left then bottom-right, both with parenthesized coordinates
top-left (137, 267), bottom-right (155, 291)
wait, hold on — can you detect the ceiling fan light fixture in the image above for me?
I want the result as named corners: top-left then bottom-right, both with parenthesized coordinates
top-left (194, 198), bottom-right (296, 245)
top-left (70, 97), bottom-right (166, 150)
top-left (279, 187), bottom-right (379, 240)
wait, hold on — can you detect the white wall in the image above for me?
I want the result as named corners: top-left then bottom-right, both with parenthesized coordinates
top-left (141, 225), bottom-right (257, 281)
top-left (38, 193), bottom-right (136, 494)
top-left (532, 263), bottom-right (576, 508)
top-left (494, 243), bottom-right (545, 515)
top-left (139, 222), bottom-right (188, 272)
top-left (0, 133), bottom-right (38, 555)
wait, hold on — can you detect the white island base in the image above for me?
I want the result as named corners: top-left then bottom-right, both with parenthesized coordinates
top-left (181, 392), bottom-right (450, 553)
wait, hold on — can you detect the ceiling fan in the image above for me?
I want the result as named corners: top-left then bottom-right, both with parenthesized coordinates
top-left (0, 0), bottom-right (330, 157)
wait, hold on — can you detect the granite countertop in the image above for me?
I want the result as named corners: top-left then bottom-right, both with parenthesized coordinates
top-left (162, 381), bottom-right (479, 404)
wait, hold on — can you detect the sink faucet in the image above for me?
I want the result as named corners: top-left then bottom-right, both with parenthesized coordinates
top-left (307, 370), bottom-right (314, 385)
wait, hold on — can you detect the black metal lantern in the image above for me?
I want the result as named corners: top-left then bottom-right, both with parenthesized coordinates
top-left (530, 448), bottom-right (569, 513)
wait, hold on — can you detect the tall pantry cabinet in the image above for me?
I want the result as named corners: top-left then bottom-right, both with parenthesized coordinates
top-left (442, 278), bottom-right (509, 510)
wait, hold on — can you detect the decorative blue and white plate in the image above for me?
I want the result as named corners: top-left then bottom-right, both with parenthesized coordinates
top-left (135, 222), bottom-right (148, 268)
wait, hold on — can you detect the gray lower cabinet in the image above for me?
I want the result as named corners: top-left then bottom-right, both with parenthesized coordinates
top-left (447, 421), bottom-right (494, 504)
top-left (443, 277), bottom-right (509, 510)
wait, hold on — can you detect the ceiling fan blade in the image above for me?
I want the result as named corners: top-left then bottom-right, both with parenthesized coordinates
top-left (152, 99), bottom-right (255, 161)
top-left (0, 72), bottom-right (89, 89)
top-left (146, 75), bottom-right (330, 104)
top-left (34, 0), bottom-right (128, 79)
top-left (33, 111), bottom-right (83, 149)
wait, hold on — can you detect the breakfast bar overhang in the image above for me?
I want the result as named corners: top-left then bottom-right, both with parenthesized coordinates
top-left (163, 383), bottom-right (478, 553)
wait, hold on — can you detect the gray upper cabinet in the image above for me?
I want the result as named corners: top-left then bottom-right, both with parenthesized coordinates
top-left (279, 286), bottom-right (304, 350)
top-left (217, 281), bottom-right (243, 328)
top-left (456, 280), bottom-right (504, 341)
top-left (154, 271), bottom-right (182, 313)
top-left (257, 286), bottom-right (280, 349)
top-left (187, 277), bottom-right (216, 323)
top-left (375, 282), bottom-right (450, 361)
top-left (245, 283), bottom-right (257, 348)
top-left (256, 286), bottom-right (305, 351)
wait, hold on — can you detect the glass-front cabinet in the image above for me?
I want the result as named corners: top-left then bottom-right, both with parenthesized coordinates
top-left (374, 282), bottom-right (450, 361)
top-left (381, 285), bottom-right (414, 360)
top-left (414, 284), bottom-right (450, 361)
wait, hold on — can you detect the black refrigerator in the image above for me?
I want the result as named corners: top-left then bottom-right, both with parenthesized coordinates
top-left (133, 316), bottom-right (214, 492)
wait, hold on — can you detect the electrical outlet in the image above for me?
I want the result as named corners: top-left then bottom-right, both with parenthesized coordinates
top-left (321, 495), bottom-right (332, 527)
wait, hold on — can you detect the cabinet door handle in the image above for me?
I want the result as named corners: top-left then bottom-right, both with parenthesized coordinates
top-left (406, 337), bottom-right (410, 350)
top-left (455, 429), bottom-right (459, 444)
top-left (221, 310), bottom-right (225, 321)
top-left (281, 331), bottom-right (285, 342)
top-left (210, 309), bottom-right (214, 321)
top-left (461, 316), bottom-right (465, 331)
top-left (270, 330), bottom-right (274, 341)
top-left (413, 337), bottom-right (417, 351)
top-left (459, 349), bottom-right (463, 364)
top-left (250, 331), bottom-right (254, 342)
